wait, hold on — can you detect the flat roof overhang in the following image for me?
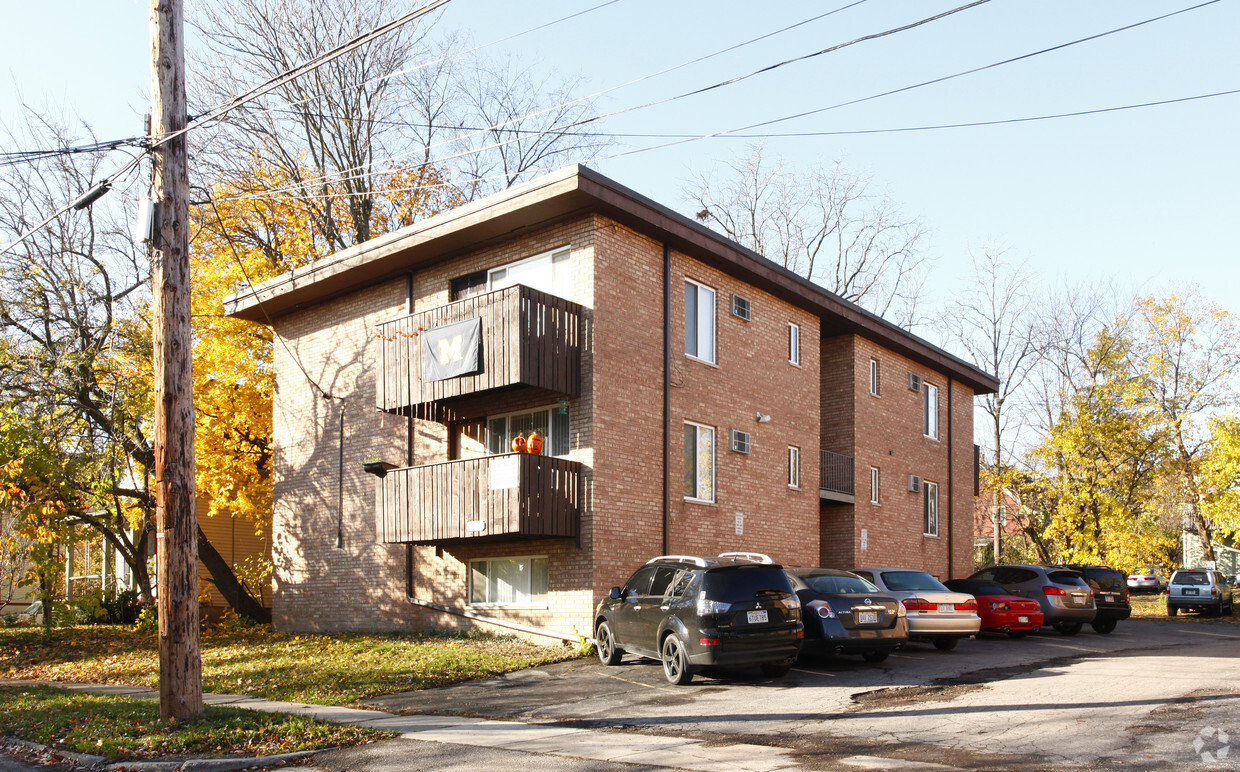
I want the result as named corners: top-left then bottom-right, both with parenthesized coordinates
top-left (225, 164), bottom-right (999, 395)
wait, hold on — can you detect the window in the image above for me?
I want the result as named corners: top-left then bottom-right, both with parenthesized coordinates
top-left (488, 247), bottom-right (572, 300)
top-left (870, 467), bottom-right (880, 505)
top-left (870, 359), bottom-right (881, 396)
top-left (923, 382), bottom-right (939, 440)
top-left (788, 323), bottom-right (800, 366)
top-left (924, 481), bottom-right (939, 536)
top-left (788, 446), bottom-right (801, 489)
top-left (469, 556), bottom-right (549, 605)
top-left (683, 422), bottom-right (716, 502)
top-left (487, 405), bottom-right (570, 457)
top-left (684, 280), bottom-right (716, 363)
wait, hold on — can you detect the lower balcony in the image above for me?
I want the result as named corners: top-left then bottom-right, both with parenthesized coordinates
top-left (821, 450), bottom-right (855, 504)
top-left (378, 453), bottom-right (580, 545)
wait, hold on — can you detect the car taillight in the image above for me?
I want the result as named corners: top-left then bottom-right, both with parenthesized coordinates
top-left (697, 595), bottom-right (731, 615)
top-left (902, 598), bottom-right (935, 611)
top-left (1043, 586), bottom-right (1066, 596)
top-left (897, 602), bottom-right (907, 617)
top-left (810, 600), bottom-right (836, 620)
top-left (955, 599), bottom-right (977, 611)
top-left (699, 637), bottom-right (721, 646)
top-left (991, 601), bottom-right (1010, 611)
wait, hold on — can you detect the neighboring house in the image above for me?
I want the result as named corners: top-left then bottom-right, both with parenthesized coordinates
top-left (1181, 530), bottom-right (1240, 575)
top-left (224, 165), bottom-right (998, 639)
top-left (973, 486), bottom-right (1034, 564)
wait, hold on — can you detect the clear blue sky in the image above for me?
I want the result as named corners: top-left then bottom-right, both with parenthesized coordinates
top-left (3, 0), bottom-right (1238, 325)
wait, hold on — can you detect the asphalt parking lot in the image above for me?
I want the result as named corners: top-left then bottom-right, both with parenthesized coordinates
top-left (362, 619), bottom-right (1240, 771)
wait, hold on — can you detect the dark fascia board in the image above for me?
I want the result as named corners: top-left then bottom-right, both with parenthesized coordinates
top-left (224, 164), bottom-right (999, 395)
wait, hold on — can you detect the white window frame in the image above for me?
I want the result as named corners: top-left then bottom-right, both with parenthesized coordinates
top-left (870, 467), bottom-right (880, 505)
top-left (870, 359), bottom-right (881, 396)
top-left (788, 446), bottom-right (801, 489)
top-left (923, 382), bottom-right (939, 440)
top-left (684, 279), bottom-right (717, 364)
top-left (468, 555), bottom-right (550, 607)
top-left (924, 481), bottom-right (939, 537)
top-left (788, 323), bottom-right (800, 366)
top-left (684, 421), bottom-right (716, 503)
top-left (486, 403), bottom-right (570, 457)
top-left (488, 246), bottom-right (572, 300)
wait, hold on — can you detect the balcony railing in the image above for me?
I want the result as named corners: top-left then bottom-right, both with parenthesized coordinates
top-left (820, 450), bottom-right (855, 503)
top-left (378, 453), bottom-right (580, 545)
top-left (376, 285), bottom-right (582, 415)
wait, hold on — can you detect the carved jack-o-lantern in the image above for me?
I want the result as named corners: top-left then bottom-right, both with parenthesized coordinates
top-left (526, 432), bottom-right (544, 455)
top-left (510, 434), bottom-right (527, 453)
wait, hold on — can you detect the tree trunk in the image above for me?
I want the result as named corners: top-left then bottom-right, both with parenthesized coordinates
top-left (197, 525), bottom-right (271, 624)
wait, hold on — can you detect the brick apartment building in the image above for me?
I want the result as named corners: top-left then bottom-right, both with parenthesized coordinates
top-left (225, 165), bottom-right (998, 638)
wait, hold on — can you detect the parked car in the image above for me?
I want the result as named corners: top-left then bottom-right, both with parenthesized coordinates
top-left (943, 578), bottom-right (1043, 638)
top-left (1126, 568), bottom-right (1168, 594)
top-left (594, 553), bottom-right (803, 685)
top-left (1056, 565), bottom-right (1130, 634)
top-left (849, 568), bottom-right (980, 651)
top-left (1166, 568), bottom-right (1234, 617)
top-left (784, 568), bottom-right (908, 662)
top-left (968, 564), bottom-right (1096, 635)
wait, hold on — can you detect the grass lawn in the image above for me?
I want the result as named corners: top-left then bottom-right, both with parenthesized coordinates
top-left (0, 625), bottom-right (588, 705)
top-left (1128, 591), bottom-right (1240, 623)
top-left (0, 684), bottom-right (391, 763)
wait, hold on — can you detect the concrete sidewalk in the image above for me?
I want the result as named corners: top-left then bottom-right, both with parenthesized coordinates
top-left (8, 681), bottom-right (800, 772)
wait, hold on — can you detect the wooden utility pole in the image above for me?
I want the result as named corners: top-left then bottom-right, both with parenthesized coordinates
top-left (150, 0), bottom-right (203, 720)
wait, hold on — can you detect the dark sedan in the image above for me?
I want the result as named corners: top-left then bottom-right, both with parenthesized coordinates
top-left (785, 568), bottom-right (908, 663)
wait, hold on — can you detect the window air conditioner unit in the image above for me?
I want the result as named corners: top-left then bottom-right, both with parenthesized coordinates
top-left (730, 429), bottom-right (751, 454)
top-left (730, 294), bottom-right (752, 321)
top-left (908, 474), bottom-right (922, 493)
top-left (908, 373), bottom-right (922, 392)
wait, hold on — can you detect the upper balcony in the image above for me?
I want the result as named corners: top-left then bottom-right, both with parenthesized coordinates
top-left (820, 450), bottom-right (855, 504)
top-left (376, 453), bottom-right (580, 545)
top-left (376, 285), bottom-right (582, 417)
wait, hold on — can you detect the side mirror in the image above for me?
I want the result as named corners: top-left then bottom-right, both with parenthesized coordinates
top-left (609, 586), bottom-right (622, 600)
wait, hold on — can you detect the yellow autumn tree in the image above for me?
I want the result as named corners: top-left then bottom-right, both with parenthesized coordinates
top-left (190, 160), bottom-right (462, 526)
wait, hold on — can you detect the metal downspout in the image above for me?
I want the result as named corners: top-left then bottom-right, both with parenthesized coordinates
top-left (662, 243), bottom-right (671, 555)
top-left (947, 379), bottom-right (954, 577)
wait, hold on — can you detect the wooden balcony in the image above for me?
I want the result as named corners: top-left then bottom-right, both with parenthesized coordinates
top-left (377, 453), bottom-right (580, 545)
top-left (820, 450), bottom-right (855, 504)
top-left (376, 285), bottom-right (582, 417)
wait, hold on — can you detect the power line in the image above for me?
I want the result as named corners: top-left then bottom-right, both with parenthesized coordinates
top-left (0, 137), bottom-right (146, 169)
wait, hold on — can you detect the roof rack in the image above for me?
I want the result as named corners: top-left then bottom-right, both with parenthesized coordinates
top-left (718, 551), bottom-right (774, 564)
top-left (647, 555), bottom-right (709, 567)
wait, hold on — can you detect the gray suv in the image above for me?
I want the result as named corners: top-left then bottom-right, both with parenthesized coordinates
top-left (1167, 569), bottom-right (1234, 616)
top-left (594, 553), bottom-right (802, 684)
top-left (969, 564), bottom-right (1097, 635)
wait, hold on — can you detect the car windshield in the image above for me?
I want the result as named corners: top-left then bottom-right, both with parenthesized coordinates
top-left (803, 574), bottom-right (879, 595)
top-left (1085, 570), bottom-right (1124, 592)
top-left (880, 571), bottom-right (948, 592)
top-left (1047, 570), bottom-right (1089, 588)
top-left (1174, 571), bottom-right (1209, 586)
top-left (703, 567), bottom-right (791, 602)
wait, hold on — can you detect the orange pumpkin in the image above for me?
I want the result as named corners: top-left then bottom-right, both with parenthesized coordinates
top-left (510, 434), bottom-right (527, 453)
top-left (526, 431), bottom-right (544, 454)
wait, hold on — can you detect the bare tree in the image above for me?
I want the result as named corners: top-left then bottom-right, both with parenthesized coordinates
top-left (191, 0), bottom-right (611, 251)
top-left (685, 145), bottom-right (929, 326)
top-left (942, 247), bottom-right (1042, 560)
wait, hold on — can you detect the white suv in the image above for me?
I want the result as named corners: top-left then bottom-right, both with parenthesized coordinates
top-left (1167, 569), bottom-right (1233, 617)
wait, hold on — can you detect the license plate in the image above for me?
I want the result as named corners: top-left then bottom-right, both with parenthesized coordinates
top-left (747, 610), bottom-right (769, 624)
top-left (1071, 593), bottom-right (1085, 605)
top-left (1018, 615), bottom-right (1030, 624)
top-left (938, 603), bottom-right (955, 613)
top-left (1103, 593), bottom-right (1117, 601)
top-left (1185, 588), bottom-right (1199, 596)
top-left (857, 611), bottom-right (878, 624)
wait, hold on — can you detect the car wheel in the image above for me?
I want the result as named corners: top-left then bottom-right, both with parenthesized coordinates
top-left (1091, 618), bottom-right (1117, 635)
top-left (932, 637), bottom-right (958, 652)
top-left (1008, 630), bottom-right (1030, 639)
top-left (760, 663), bottom-right (791, 678)
top-left (595, 620), bottom-right (622, 666)
top-left (660, 634), bottom-right (693, 685)
top-left (1167, 605), bottom-right (1178, 616)
top-left (862, 650), bottom-right (889, 663)
top-left (1053, 621), bottom-right (1082, 636)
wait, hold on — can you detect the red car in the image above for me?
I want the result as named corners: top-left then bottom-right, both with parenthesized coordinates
top-left (944, 578), bottom-right (1044, 638)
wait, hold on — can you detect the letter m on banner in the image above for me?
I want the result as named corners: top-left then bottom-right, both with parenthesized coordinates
top-left (423, 317), bottom-right (482, 382)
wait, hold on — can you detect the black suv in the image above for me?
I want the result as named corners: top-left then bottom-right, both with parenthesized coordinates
top-left (1057, 564), bottom-right (1131, 634)
top-left (594, 553), bottom-right (802, 684)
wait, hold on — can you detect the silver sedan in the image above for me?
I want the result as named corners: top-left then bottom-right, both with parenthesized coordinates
top-left (850, 568), bottom-right (981, 651)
